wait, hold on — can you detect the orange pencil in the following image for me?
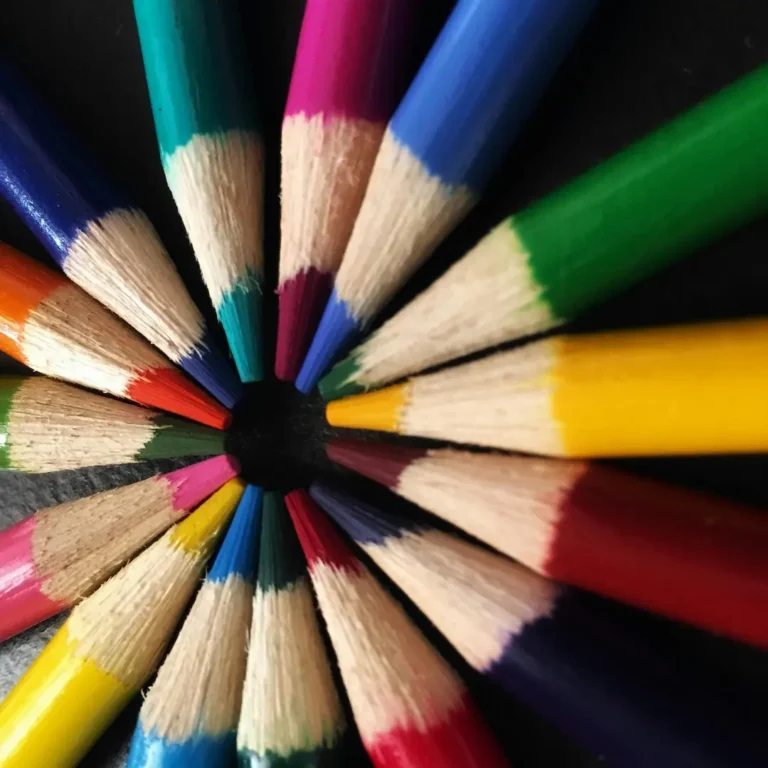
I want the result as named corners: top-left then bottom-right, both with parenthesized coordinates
top-left (0, 243), bottom-right (230, 429)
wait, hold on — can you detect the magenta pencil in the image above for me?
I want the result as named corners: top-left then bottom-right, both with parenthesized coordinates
top-left (275, 0), bottom-right (418, 381)
top-left (0, 454), bottom-right (239, 641)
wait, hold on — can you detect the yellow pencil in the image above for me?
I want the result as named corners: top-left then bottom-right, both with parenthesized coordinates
top-left (0, 479), bottom-right (244, 768)
top-left (327, 317), bottom-right (768, 457)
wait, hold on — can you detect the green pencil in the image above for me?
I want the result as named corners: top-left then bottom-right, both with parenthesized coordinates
top-left (0, 375), bottom-right (224, 473)
top-left (237, 492), bottom-right (346, 767)
top-left (321, 63), bottom-right (768, 400)
top-left (133, 0), bottom-right (264, 382)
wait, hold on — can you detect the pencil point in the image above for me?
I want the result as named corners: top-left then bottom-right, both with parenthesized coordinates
top-left (326, 438), bottom-right (426, 488)
top-left (318, 354), bottom-right (364, 400)
top-left (139, 415), bottom-right (226, 461)
top-left (127, 367), bottom-right (233, 430)
top-left (326, 384), bottom-right (408, 434)
top-left (275, 268), bottom-right (333, 382)
top-left (208, 484), bottom-right (262, 582)
top-left (218, 273), bottom-right (264, 384)
top-left (164, 454), bottom-right (241, 511)
top-left (295, 291), bottom-right (362, 394)
top-left (182, 331), bottom-right (244, 409)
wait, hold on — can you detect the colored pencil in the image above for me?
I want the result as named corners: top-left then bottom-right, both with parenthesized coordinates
top-left (0, 58), bottom-right (242, 407)
top-left (0, 375), bottom-right (225, 472)
top-left (238, 492), bottom-right (346, 767)
top-left (328, 439), bottom-right (768, 646)
top-left (0, 479), bottom-right (243, 768)
top-left (275, 0), bottom-right (418, 381)
top-left (0, 454), bottom-right (239, 642)
top-left (133, 0), bottom-right (264, 382)
top-left (285, 489), bottom-right (510, 768)
top-left (311, 483), bottom-right (768, 768)
top-left (327, 317), bottom-right (768, 457)
top-left (127, 484), bottom-right (261, 768)
top-left (0, 243), bottom-right (230, 429)
top-left (321, 63), bottom-right (768, 398)
top-left (296, 0), bottom-right (597, 392)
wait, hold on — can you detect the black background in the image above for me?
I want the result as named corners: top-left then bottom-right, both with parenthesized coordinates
top-left (2, 1), bottom-right (768, 765)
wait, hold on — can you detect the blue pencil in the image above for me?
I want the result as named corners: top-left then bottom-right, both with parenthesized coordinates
top-left (126, 485), bottom-right (262, 768)
top-left (310, 483), bottom-right (768, 768)
top-left (0, 59), bottom-right (241, 408)
top-left (295, 0), bottom-right (597, 392)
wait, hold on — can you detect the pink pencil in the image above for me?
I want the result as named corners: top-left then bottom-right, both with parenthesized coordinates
top-left (0, 454), bottom-right (239, 641)
top-left (275, 0), bottom-right (418, 381)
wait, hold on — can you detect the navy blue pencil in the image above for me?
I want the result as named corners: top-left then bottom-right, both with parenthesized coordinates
top-left (296, 0), bottom-right (597, 391)
top-left (126, 485), bottom-right (262, 768)
top-left (0, 58), bottom-right (242, 409)
top-left (310, 483), bottom-right (768, 768)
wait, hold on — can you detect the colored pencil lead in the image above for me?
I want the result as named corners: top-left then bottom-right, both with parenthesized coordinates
top-left (133, 0), bottom-right (264, 382)
top-left (327, 317), bottom-right (768, 457)
top-left (275, 0), bottom-right (418, 381)
top-left (296, 0), bottom-right (597, 392)
top-left (327, 439), bottom-right (768, 647)
top-left (311, 483), bottom-right (768, 768)
top-left (320, 63), bottom-right (768, 398)
top-left (238, 492), bottom-right (346, 767)
top-left (0, 479), bottom-right (244, 768)
top-left (285, 489), bottom-right (510, 768)
top-left (0, 57), bottom-right (242, 407)
top-left (0, 375), bottom-right (225, 472)
top-left (0, 243), bottom-right (231, 429)
top-left (0, 454), bottom-right (239, 641)
top-left (127, 485), bottom-right (261, 768)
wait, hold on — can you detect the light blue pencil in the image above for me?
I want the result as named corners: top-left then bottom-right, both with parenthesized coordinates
top-left (126, 485), bottom-right (262, 768)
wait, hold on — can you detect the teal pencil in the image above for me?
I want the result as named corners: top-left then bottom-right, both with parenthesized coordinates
top-left (133, 0), bottom-right (264, 382)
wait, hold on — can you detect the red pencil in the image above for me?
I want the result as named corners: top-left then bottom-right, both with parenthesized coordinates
top-left (0, 243), bottom-right (230, 429)
top-left (285, 489), bottom-right (509, 768)
top-left (328, 439), bottom-right (768, 647)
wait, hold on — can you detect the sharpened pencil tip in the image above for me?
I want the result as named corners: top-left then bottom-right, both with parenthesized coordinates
top-left (126, 367), bottom-right (232, 430)
top-left (275, 268), bottom-right (334, 382)
top-left (208, 484), bottom-right (262, 582)
top-left (295, 292), bottom-right (362, 394)
top-left (181, 332), bottom-right (244, 409)
top-left (218, 274), bottom-right (264, 384)
top-left (326, 384), bottom-right (408, 434)
top-left (318, 355), bottom-right (364, 400)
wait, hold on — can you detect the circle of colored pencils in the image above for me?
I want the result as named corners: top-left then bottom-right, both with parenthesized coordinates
top-left (327, 317), bottom-right (768, 457)
top-left (127, 484), bottom-right (261, 768)
top-left (275, 0), bottom-right (420, 381)
top-left (133, 0), bottom-right (265, 383)
top-left (310, 483), bottom-right (768, 768)
top-left (0, 479), bottom-right (244, 768)
top-left (0, 454), bottom-right (239, 642)
top-left (0, 58), bottom-right (242, 408)
top-left (0, 376), bottom-right (225, 472)
top-left (237, 492), bottom-right (347, 767)
top-left (285, 489), bottom-right (510, 768)
top-left (320, 63), bottom-right (768, 399)
top-left (0, 243), bottom-right (231, 429)
top-left (327, 439), bottom-right (768, 647)
top-left (295, 0), bottom-right (598, 392)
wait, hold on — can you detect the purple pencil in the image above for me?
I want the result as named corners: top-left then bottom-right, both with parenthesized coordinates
top-left (275, 0), bottom-right (418, 381)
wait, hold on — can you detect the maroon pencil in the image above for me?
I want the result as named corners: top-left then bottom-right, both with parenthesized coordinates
top-left (328, 439), bottom-right (768, 648)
